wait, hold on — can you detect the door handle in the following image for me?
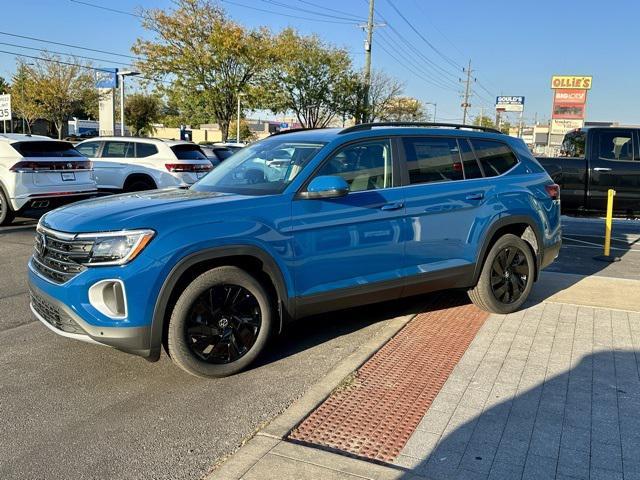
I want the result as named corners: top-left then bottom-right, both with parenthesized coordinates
top-left (593, 167), bottom-right (612, 172)
top-left (465, 192), bottom-right (484, 201)
top-left (380, 202), bottom-right (404, 211)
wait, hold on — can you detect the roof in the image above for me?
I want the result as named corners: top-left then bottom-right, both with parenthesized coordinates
top-left (78, 136), bottom-right (194, 146)
top-left (264, 125), bottom-right (509, 144)
top-left (0, 133), bottom-right (57, 143)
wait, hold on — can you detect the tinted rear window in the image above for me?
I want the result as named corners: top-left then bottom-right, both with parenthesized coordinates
top-left (136, 143), bottom-right (158, 158)
top-left (13, 141), bottom-right (82, 158)
top-left (403, 137), bottom-right (464, 184)
top-left (470, 139), bottom-right (518, 177)
top-left (213, 148), bottom-right (233, 160)
top-left (171, 144), bottom-right (207, 160)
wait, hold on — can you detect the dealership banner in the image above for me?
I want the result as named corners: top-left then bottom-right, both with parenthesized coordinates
top-left (550, 119), bottom-right (584, 135)
top-left (551, 75), bottom-right (592, 90)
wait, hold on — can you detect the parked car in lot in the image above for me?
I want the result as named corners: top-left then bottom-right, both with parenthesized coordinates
top-left (29, 122), bottom-right (561, 378)
top-left (537, 127), bottom-right (640, 216)
top-left (0, 134), bottom-right (97, 225)
top-left (199, 145), bottom-right (235, 167)
top-left (75, 137), bottom-right (212, 192)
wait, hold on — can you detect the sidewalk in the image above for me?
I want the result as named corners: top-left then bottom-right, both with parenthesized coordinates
top-left (210, 272), bottom-right (640, 480)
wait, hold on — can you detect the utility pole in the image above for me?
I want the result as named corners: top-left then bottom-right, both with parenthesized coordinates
top-left (478, 106), bottom-right (483, 126)
top-left (461, 59), bottom-right (474, 124)
top-left (361, 0), bottom-right (376, 124)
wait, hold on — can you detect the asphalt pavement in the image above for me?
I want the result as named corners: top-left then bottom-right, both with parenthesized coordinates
top-left (0, 219), bottom-right (419, 480)
top-left (0, 215), bottom-right (637, 480)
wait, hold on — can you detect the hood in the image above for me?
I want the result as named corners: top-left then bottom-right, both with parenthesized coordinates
top-left (41, 189), bottom-right (251, 233)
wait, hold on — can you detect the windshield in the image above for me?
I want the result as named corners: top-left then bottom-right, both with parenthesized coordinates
top-left (191, 138), bottom-right (326, 195)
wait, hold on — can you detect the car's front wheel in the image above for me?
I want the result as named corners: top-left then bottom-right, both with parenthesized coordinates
top-left (468, 234), bottom-right (535, 314)
top-left (167, 266), bottom-right (273, 378)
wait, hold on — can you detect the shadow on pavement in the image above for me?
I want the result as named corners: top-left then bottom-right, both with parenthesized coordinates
top-left (400, 351), bottom-right (639, 479)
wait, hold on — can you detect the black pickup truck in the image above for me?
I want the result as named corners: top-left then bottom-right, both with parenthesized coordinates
top-left (536, 127), bottom-right (640, 215)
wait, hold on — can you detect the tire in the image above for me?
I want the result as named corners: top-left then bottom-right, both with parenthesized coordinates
top-left (123, 177), bottom-right (156, 193)
top-left (167, 266), bottom-right (273, 378)
top-left (468, 234), bottom-right (535, 314)
top-left (0, 188), bottom-right (15, 226)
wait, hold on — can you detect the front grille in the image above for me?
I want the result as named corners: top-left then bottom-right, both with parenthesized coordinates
top-left (32, 228), bottom-right (92, 284)
top-left (30, 290), bottom-right (85, 335)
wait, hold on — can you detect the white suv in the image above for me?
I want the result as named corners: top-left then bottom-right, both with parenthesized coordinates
top-left (75, 137), bottom-right (213, 192)
top-left (0, 134), bottom-right (97, 225)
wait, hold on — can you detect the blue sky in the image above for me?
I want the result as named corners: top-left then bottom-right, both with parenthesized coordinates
top-left (1, 0), bottom-right (639, 125)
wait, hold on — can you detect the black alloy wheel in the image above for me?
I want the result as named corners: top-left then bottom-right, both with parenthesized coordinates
top-left (489, 247), bottom-right (529, 304)
top-left (185, 284), bottom-right (261, 364)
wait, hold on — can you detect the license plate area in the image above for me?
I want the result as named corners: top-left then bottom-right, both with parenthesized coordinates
top-left (61, 172), bottom-right (76, 181)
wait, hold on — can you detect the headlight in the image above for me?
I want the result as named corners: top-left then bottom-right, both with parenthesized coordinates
top-left (77, 229), bottom-right (155, 266)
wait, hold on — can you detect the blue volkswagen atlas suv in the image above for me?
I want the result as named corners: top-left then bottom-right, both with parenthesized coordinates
top-left (28, 123), bottom-right (561, 378)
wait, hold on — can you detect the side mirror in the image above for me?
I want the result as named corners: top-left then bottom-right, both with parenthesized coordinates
top-left (299, 175), bottom-right (350, 199)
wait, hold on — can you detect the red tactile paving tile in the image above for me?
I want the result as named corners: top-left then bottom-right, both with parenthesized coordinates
top-left (288, 294), bottom-right (489, 463)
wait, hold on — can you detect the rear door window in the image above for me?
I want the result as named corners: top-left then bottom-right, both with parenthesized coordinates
top-left (12, 141), bottom-right (82, 157)
top-left (135, 143), bottom-right (158, 158)
top-left (402, 137), bottom-right (463, 184)
top-left (102, 141), bottom-right (134, 158)
top-left (597, 129), bottom-right (634, 161)
top-left (76, 141), bottom-right (102, 158)
top-left (470, 139), bottom-right (518, 177)
top-left (459, 139), bottom-right (483, 179)
top-left (171, 144), bottom-right (208, 160)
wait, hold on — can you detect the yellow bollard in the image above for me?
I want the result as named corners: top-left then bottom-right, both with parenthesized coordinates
top-left (603, 189), bottom-right (615, 257)
top-left (594, 188), bottom-right (620, 262)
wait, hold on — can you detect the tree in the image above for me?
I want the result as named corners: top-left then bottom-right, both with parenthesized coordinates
top-left (472, 114), bottom-right (496, 129)
top-left (133, 0), bottom-right (274, 141)
top-left (229, 119), bottom-right (256, 143)
top-left (0, 76), bottom-right (9, 94)
top-left (28, 55), bottom-right (99, 139)
top-left (266, 29), bottom-right (355, 128)
top-left (11, 63), bottom-right (44, 133)
top-left (125, 93), bottom-right (162, 136)
top-left (361, 70), bottom-right (404, 123)
top-left (379, 96), bottom-right (426, 122)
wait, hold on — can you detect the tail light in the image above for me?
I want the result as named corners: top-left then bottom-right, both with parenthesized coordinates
top-left (10, 160), bottom-right (92, 172)
top-left (545, 183), bottom-right (560, 200)
top-left (165, 163), bottom-right (212, 173)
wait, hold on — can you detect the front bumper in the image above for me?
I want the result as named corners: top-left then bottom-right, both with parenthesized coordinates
top-left (28, 258), bottom-right (156, 358)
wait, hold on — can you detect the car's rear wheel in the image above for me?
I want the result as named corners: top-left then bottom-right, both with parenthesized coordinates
top-left (123, 176), bottom-right (156, 193)
top-left (167, 266), bottom-right (273, 378)
top-left (468, 234), bottom-right (535, 314)
top-left (0, 189), bottom-right (15, 226)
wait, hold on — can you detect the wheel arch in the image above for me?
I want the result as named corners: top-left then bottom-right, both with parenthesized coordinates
top-left (472, 215), bottom-right (543, 285)
top-left (123, 172), bottom-right (157, 190)
top-left (147, 245), bottom-right (292, 361)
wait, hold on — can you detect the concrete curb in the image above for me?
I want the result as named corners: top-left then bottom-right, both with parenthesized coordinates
top-left (208, 312), bottom-right (416, 479)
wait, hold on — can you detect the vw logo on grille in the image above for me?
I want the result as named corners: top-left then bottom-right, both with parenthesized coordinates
top-left (35, 233), bottom-right (47, 257)
top-left (66, 162), bottom-right (73, 169)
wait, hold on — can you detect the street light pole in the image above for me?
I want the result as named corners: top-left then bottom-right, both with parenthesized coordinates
top-left (237, 94), bottom-right (241, 143)
top-left (425, 102), bottom-right (437, 122)
top-left (117, 70), bottom-right (140, 136)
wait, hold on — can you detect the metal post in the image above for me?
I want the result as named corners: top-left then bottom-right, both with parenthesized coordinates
top-left (462, 59), bottom-right (473, 124)
top-left (237, 94), bottom-right (241, 143)
top-left (362, 0), bottom-right (375, 124)
top-left (119, 74), bottom-right (125, 136)
top-left (594, 189), bottom-right (620, 262)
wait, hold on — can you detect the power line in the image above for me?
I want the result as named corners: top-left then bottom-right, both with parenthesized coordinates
top-left (410, 0), bottom-right (466, 61)
top-left (295, 0), bottom-right (363, 20)
top-left (0, 31), bottom-right (140, 60)
top-left (376, 31), bottom-right (458, 91)
top-left (220, 0), bottom-right (358, 24)
top-left (69, 0), bottom-right (144, 19)
top-left (0, 41), bottom-right (136, 69)
top-left (383, 0), bottom-right (462, 71)
top-left (258, 0), bottom-right (364, 22)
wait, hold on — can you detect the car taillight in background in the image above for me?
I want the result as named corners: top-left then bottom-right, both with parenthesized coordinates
top-left (545, 183), bottom-right (560, 200)
top-left (10, 160), bottom-right (93, 172)
top-left (165, 163), bottom-right (213, 173)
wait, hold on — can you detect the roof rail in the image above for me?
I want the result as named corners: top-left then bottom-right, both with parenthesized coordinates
top-left (338, 122), bottom-right (502, 135)
top-left (269, 127), bottom-right (330, 137)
